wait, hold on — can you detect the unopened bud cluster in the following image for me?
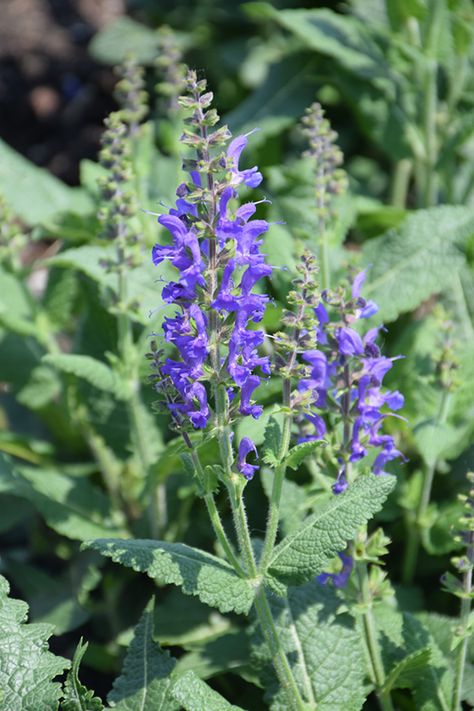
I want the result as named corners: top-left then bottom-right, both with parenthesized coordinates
top-left (114, 54), bottom-right (148, 134)
top-left (302, 102), bottom-right (347, 220)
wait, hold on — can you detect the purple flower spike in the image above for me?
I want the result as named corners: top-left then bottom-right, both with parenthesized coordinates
top-left (238, 437), bottom-right (259, 480)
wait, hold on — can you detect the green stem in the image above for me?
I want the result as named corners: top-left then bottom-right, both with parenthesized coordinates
top-left (189, 448), bottom-right (244, 575)
top-left (254, 587), bottom-right (308, 711)
top-left (390, 158), bottom-right (412, 209)
top-left (356, 562), bottom-right (394, 711)
top-left (259, 379), bottom-right (293, 573)
top-left (422, 58), bottom-right (438, 207)
top-left (402, 388), bottom-right (452, 584)
top-left (452, 531), bottom-right (474, 711)
top-left (319, 218), bottom-right (330, 292)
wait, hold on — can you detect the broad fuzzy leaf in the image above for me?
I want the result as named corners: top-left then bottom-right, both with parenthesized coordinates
top-left (85, 539), bottom-right (255, 615)
top-left (382, 646), bottom-right (432, 693)
top-left (171, 671), bottom-right (245, 711)
top-left (362, 206), bottom-right (474, 322)
top-left (268, 474), bottom-right (395, 585)
top-left (252, 582), bottom-right (367, 710)
top-left (0, 455), bottom-right (125, 541)
top-left (62, 639), bottom-right (104, 711)
top-left (262, 416), bottom-right (282, 466)
top-left (108, 599), bottom-right (178, 711)
top-left (0, 575), bottom-right (69, 711)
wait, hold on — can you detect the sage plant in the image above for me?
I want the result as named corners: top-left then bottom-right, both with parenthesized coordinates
top-left (145, 69), bottom-right (403, 710)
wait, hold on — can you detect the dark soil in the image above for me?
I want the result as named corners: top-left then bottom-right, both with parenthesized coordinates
top-left (0, 0), bottom-right (124, 185)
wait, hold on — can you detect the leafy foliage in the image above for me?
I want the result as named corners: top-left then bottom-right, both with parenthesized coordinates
top-left (62, 640), bottom-right (104, 711)
top-left (85, 539), bottom-right (255, 614)
top-left (253, 581), bottom-right (367, 710)
top-left (107, 600), bottom-right (178, 711)
top-left (268, 474), bottom-right (395, 586)
top-left (0, 575), bottom-right (69, 711)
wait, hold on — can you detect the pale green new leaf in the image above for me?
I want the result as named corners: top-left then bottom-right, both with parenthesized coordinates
top-left (43, 354), bottom-right (126, 399)
top-left (62, 639), bottom-right (104, 711)
top-left (108, 600), bottom-right (178, 711)
top-left (0, 575), bottom-right (69, 711)
top-left (362, 206), bottom-right (474, 323)
top-left (262, 416), bottom-right (282, 466)
top-left (285, 440), bottom-right (323, 471)
top-left (252, 582), bottom-right (367, 710)
top-left (268, 474), bottom-right (395, 585)
top-left (85, 539), bottom-right (255, 615)
top-left (0, 454), bottom-right (126, 542)
top-left (171, 671), bottom-right (245, 711)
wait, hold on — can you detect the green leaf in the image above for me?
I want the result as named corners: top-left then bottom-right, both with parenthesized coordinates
top-left (268, 474), bottom-right (395, 585)
top-left (0, 138), bottom-right (93, 225)
top-left (362, 206), bottom-right (474, 322)
top-left (376, 606), bottom-right (453, 711)
top-left (48, 245), bottom-right (169, 326)
top-left (43, 353), bottom-right (125, 398)
top-left (254, 5), bottom-right (387, 79)
top-left (285, 440), bottom-right (323, 471)
top-left (171, 671), bottom-right (245, 711)
top-left (16, 364), bottom-right (61, 410)
top-left (108, 599), bottom-right (178, 711)
top-left (85, 539), bottom-right (256, 615)
top-left (262, 416), bottom-right (282, 466)
top-left (89, 17), bottom-right (160, 64)
top-left (226, 55), bottom-right (317, 140)
top-left (153, 588), bottom-right (232, 647)
top-left (62, 639), bottom-right (104, 711)
top-left (0, 574), bottom-right (69, 711)
top-left (252, 582), bottom-right (366, 710)
top-left (173, 630), bottom-right (250, 681)
top-left (0, 454), bottom-right (125, 541)
top-left (382, 646), bottom-right (432, 693)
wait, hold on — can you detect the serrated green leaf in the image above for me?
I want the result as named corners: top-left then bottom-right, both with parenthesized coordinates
top-left (171, 671), bottom-right (243, 711)
top-left (252, 582), bottom-right (367, 710)
top-left (0, 574), bottom-right (69, 711)
top-left (85, 539), bottom-right (256, 615)
top-left (171, 671), bottom-right (245, 711)
top-left (43, 354), bottom-right (125, 398)
top-left (285, 440), bottom-right (323, 471)
top-left (382, 646), bottom-right (431, 693)
top-left (0, 138), bottom-right (92, 225)
top-left (0, 455), bottom-right (125, 541)
top-left (262, 417), bottom-right (282, 466)
top-left (62, 639), bottom-right (104, 711)
top-left (362, 207), bottom-right (474, 322)
top-left (268, 474), bottom-right (395, 585)
top-left (16, 364), bottom-right (61, 410)
top-left (108, 599), bottom-right (178, 711)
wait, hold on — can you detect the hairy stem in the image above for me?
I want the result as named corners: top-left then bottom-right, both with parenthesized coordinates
top-left (451, 530), bottom-right (474, 711)
top-left (356, 562), bottom-right (394, 711)
top-left (402, 388), bottom-right (452, 584)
